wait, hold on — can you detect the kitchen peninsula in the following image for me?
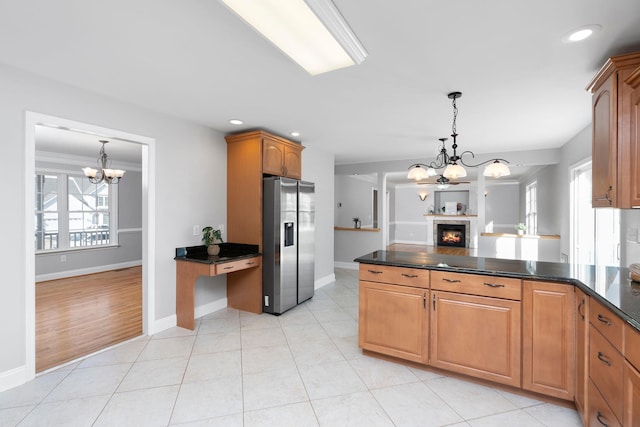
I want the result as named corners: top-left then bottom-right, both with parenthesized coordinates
top-left (355, 250), bottom-right (640, 426)
top-left (174, 243), bottom-right (261, 330)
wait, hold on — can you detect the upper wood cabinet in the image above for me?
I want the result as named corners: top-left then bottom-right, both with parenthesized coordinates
top-left (587, 51), bottom-right (640, 208)
top-left (224, 130), bottom-right (304, 313)
top-left (262, 134), bottom-right (303, 179)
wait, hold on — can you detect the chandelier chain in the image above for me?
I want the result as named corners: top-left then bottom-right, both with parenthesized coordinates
top-left (451, 96), bottom-right (458, 135)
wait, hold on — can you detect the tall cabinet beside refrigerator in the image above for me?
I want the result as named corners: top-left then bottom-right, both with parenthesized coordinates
top-left (263, 177), bottom-right (315, 314)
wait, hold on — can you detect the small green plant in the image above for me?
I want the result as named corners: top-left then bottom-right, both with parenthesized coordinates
top-left (202, 226), bottom-right (223, 246)
top-left (515, 223), bottom-right (527, 231)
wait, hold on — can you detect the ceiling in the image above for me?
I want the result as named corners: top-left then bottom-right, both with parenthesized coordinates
top-left (2, 0), bottom-right (640, 167)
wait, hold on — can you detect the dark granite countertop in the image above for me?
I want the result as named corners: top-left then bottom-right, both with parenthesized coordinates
top-left (355, 250), bottom-right (640, 331)
top-left (174, 243), bottom-right (260, 265)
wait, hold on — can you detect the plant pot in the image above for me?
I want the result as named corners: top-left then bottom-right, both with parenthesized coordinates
top-left (207, 244), bottom-right (220, 256)
top-left (517, 230), bottom-right (524, 236)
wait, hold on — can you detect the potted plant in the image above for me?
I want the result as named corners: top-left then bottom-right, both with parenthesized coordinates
top-left (515, 223), bottom-right (527, 236)
top-left (353, 217), bottom-right (361, 229)
top-left (202, 226), bottom-right (224, 255)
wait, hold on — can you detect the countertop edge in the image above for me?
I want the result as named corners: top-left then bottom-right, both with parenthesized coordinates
top-left (174, 252), bottom-right (261, 265)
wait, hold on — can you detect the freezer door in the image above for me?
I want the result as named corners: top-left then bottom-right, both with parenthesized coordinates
top-left (262, 177), bottom-right (298, 314)
top-left (298, 181), bottom-right (315, 303)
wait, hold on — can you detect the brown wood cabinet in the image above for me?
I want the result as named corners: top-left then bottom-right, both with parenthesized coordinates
top-left (624, 360), bottom-right (640, 427)
top-left (575, 288), bottom-right (590, 424)
top-left (626, 67), bottom-right (640, 207)
top-left (225, 130), bottom-right (304, 313)
top-left (589, 378), bottom-right (623, 427)
top-left (359, 280), bottom-right (429, 363)
top-left (430, 289), bottom-right (521, 387)
top-left (587, 51), bottom-right (640, 208)
top-left (522, 281), bottom-right (575, 401)
top-left (262, 134), bottom-right (303, 179)
top-left (589, 312), bottom-right (624, 424)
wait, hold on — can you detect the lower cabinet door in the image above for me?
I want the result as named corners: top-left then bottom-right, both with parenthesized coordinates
top-left (430, 291), bottom-right (521, 387)
top-left (522, 280), bottom-right (575, 400)
top-left (624, 360), bottom-right (640, 427)
top-left (358, 280), bottom-right (428, 363)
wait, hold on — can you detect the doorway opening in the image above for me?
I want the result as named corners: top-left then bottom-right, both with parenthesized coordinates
top-left (25, 112), bottom-right (156, 380)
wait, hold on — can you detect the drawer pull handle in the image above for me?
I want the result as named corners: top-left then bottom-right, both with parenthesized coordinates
top-left (246, 262), bottom-right (255, 265)
top-left (367, 270), bottom-right (383, 275)
top-left (401, 273), bottom-right (418, 278)
top-left (597, 351), bottom-right (612, 367)
top-left (596, 411), bottom-right (609, 427)
top-left (597, 314), bottom-right (612, 326)
top-left (443, 278), bottom-right (461, 283)
top-left (483, 282), bottom-right (505, 288)
top-left (224, 266), bottom-right (235, 270)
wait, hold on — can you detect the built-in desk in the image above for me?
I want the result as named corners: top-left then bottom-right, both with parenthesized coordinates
top-left (174, 244), bottom-right (261, 330)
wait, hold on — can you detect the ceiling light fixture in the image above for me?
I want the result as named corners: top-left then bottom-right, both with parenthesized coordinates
top-left (229, 119), bottom-right (243, 125)
top-left (82, 140), bottom-right (125, 185)
top-left (290, 131), bottom-right (301, 137)
top-left (407, 92), bottom-right (511, 181)
top-left (220, 0), bottom-right (367, 75)
top-left (561, 24), bottom-right (602, 43)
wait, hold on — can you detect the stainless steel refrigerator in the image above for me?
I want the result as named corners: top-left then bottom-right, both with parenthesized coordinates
top-left (262, 177), bottom-right (315, 314)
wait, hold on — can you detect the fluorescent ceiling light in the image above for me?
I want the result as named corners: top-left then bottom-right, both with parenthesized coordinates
top-left (221, 0), bottom-right (367, 75)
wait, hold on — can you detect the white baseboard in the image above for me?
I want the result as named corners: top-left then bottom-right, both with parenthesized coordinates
top-left (149, 314), bottom-right (177, 336)
top-left (195, 298), bottom-right (228, 319)
top-left (390, 239), bottom-right (426, 245)
top-left (315, 273), bottom-right (336, 290)
top-left (334, 261), bottom-right (359, 270)
top-left (36, 260), bottom-right (142, 282)
top-left (0, 365), bottom-right (28, 392)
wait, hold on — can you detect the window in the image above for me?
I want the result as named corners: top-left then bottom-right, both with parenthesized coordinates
top-left (525, 181), bottom-right (537, 235)
top-left (35, 172), bottom-right (117, 252)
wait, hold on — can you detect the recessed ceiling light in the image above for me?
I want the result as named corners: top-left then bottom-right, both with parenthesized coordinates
top-left (290, 132), bottom-right (301, 137)
top-left (561, 24), bottom-right (602, 43)
top-left (229, 119), bottom-right (243, 125)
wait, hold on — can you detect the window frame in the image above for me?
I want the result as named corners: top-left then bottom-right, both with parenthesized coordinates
top-left (525, 180), bottom-right (538, 235)
top-left (35, 167), bottom-right (119, 254)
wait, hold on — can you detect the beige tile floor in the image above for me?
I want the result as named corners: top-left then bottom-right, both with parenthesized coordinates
top-left (0, 269), bottom-right (583, 426)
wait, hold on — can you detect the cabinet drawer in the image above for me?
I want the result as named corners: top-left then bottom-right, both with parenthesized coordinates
top-left (590, 297), bottom-right (623, 350)
top-left (625, 323), bottom-right (640, 370)
top-left (590, 324), bottom-right (624, 422)
top-left (359, 264), bottom-right (429, 288)
top-left (431, 271), bottom-right (521, 300)
top-left (588, 379), bottom-right (622, 427)
top-left (215, 256), bottom-right (261, 275)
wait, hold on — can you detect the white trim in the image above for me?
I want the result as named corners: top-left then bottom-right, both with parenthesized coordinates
top-left (149, 314), bottom-right (176, 336)
top-left (334, 261), bottom-right (359, 270)
top-left (390, 239), bottom-right (426, 245)
top-left (118, 227), bottom-right (143, 234)
top-left (36, 150), bottom-right (142, 172)
top-left (36, 260), bottom-right (143, 282)
top-left (0, 366), bottom-right (27, 392)
top-left (195, 298), bottom-right (229, 320)
top-left (315, 273), bottom-right (336, 289)
top-left (25, 112), bottom-right (155, 387)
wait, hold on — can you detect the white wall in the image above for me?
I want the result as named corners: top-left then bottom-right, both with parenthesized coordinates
top-left (0, 62), bottom-right (228, 387)
top-left (392, 185), bottom-right (430, 244)
top-left (334, 174), bottom-right (377, 228)
top-left (485, 183), bottom-right (520, 233)
top-left (302, 145), bottom-right (335, 286)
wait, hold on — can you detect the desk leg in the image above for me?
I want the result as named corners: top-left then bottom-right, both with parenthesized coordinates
top-left (176, 262), bottom-right (201, 330)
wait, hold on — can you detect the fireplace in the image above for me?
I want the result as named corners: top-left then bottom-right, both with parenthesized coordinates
top-left (436, 223), bottom-right (467, 248)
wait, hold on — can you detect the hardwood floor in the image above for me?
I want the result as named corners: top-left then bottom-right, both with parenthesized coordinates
top-left (36, 266), bottom-right (142, 372)
top-left (387, 243), bottom-right (477, 257)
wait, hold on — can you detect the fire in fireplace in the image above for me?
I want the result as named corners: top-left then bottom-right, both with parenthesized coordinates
top-left (437, 224), bottom-right (466, 248)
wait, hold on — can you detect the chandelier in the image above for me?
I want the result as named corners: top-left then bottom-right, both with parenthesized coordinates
top-left (407, 92), bottom-right (511, 181)
top-left (82, 140), bottom-right (126, 184)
